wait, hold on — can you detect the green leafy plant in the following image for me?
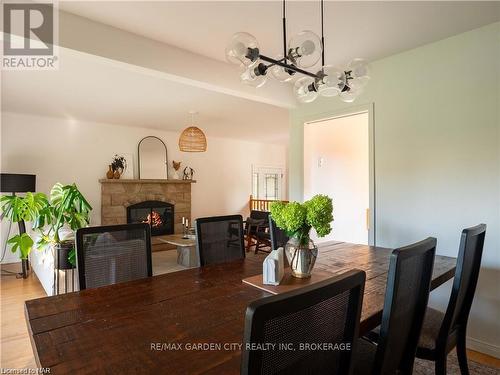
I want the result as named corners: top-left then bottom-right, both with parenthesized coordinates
top-left (270, 194), bottom-right (333, 246)
top-left (0, 183), bottom-right (92, 265)
top-left (0, 192), bottom-right (48, 259)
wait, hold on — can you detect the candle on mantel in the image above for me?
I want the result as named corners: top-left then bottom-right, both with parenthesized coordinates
top-left (182, 217), bottom-right (185, 225)
top-left (186, 219), bottom-right (189, 228)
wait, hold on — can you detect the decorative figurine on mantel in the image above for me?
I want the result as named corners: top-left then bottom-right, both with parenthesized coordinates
top-left (183, 166), bottom-right (195, 180)
top-left (172, 161), bottom-right (181, 180)
top-left (110, 154), bottom-right (127, 179)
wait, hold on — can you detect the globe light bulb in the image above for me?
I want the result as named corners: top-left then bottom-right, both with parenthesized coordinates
top-left (294, 77), bottom-right (318, 103)
top-left (317, 66), bottom-right (346, 97)
top-left (270, 55), bottom-right (294, 82)
top-left (288, 31), bottom-right (322, 68)
top-left (346, 58), bottom-right (370, 90)
top-left (240, 61), bottom-right (267, 88)
top-left (339, 86), bottom-right (363, 103)
top-left (225, 32), bottom-right (259, 66)
top-left (300, 40), bottom-right (316, 56)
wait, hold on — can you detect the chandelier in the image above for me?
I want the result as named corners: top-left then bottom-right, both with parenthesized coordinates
top-left (225, 0), bottom-right (370, 104)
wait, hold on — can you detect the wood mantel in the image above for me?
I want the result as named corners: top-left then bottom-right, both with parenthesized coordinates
top-left (99, 179), bottom-right (196, 184)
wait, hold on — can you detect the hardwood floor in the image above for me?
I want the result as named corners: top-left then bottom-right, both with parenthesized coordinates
top-left (468, 350), bottom-right (500, 369)
top-left (1, 263), bottom-right (45, 370)
top-left (1, 260), bottom-right (499, 372)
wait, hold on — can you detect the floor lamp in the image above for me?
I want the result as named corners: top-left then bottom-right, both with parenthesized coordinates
top-left (0, 173), bottom-right (37, 279)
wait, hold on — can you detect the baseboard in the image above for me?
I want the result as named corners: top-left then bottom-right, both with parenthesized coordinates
top-left (467, 336), bottom-right (500, 359)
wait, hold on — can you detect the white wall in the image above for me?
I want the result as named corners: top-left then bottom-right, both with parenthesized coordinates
top-left (0, 111), bottom-right (288, 269)
top-left (290, 23), bottom-right (500, 357)
top-left (304, 113), bottom-right (369, 244)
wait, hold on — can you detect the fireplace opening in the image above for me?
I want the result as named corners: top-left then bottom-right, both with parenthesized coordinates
top-left (127, 201), bottom-right (174, 236)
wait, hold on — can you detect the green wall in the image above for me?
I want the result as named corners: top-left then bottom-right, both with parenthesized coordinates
top-left (289, 22), bottom-right (500, 356)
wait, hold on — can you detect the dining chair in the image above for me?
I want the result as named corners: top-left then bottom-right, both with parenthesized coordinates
top-left (354, 237), bottom-right (437, 375)
top-left (269, 215), bottom-right (289, 251)
top-left (241, 269), bottom-right (366, 375)
top-left (76, 223), bottom-right (152, 290)
top-left (195, 215), bottom-right (245, 266)
top-left (416, 224), bottom-right (486, 375)
top-left (245, 210), bottom-right (270, 252)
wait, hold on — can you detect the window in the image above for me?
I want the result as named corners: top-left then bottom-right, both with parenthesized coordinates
top-left (252, 166), bottom-right (284, 200)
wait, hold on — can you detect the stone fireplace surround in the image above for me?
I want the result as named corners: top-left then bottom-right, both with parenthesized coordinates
top-left (99, 179), bottom-right (195, 237)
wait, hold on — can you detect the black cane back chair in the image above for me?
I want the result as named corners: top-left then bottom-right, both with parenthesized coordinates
top-left (416, 224), bottom-right (486, 375)
top-left (242, 270), bottom-right (366, 375)
top-left (269, 216), bottom-right (289, 251)
top-left (354, 237), bottom-right (437, 375)
top-left (196, 215), bottom-right (245, 266)
top-left (76, 223), bottom-right (152, 290)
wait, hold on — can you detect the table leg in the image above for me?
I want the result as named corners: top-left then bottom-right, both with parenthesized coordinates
top-left (177, 246), bottom-right (198, 268)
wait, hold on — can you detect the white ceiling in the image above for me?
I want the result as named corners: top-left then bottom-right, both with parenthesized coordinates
top-left (59, 1), bottom-right (500, 71)
top-left (2, 49), bottom-right (290, 143)
top-left (4, 1), bottom-right (499, 144)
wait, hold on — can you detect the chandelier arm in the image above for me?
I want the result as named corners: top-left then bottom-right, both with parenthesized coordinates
top-left (259, 54), bottom-right (319, 79)
top-left (321, 0), bottom-right (325, 67)
top-left (282, 0), bottom-right (287, 63)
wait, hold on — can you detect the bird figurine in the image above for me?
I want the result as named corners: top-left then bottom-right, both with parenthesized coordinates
top-left (172, 160), bottom-right (181, 179)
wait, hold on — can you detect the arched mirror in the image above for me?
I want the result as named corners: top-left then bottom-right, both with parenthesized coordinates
top-left (138, 136), bottom-right (168, 179)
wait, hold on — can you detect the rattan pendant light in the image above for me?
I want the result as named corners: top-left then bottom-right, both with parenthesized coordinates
top-left (179, 111), bottom-right (207, 152)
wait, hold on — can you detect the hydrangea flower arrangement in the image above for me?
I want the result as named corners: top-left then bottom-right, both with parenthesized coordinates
top-left (270, 194), bottom-right (333, 246)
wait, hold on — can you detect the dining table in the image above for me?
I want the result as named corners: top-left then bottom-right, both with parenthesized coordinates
top-left (25, 241), bottom-right (456, 374)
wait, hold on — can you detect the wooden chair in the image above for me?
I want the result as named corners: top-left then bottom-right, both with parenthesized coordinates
top-left (354, 237), bottom-right (437, 375)
top-left (416, 224), bottom-right (486, 375)
top-left (244, 210), bottom-right (270, 252)
top-left (241, 270), bottom-right (366, 375)
top-left (76, 223), bottom-right (152, 290)
top-left (195, 215), bottom-right (245, 266)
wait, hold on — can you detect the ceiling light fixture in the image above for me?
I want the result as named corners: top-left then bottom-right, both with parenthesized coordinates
top-left (225, 0), bottom-right (370, 104)
top-left (179, 111), bottom-right (207, 152)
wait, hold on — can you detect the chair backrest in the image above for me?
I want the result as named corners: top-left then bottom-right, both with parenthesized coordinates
top-left (439, 224), bottom-right (486, 345)
top-left (196, 215), bottom-right (245, 266)
top-left (241, 270), bottom-right (366, 375)
top-left (269, 216), bottom-right (289, 251)
top-left (250, 210), bottom-right (270, 221)
top-left (246, 210), bottom-right (270, 232)
top-left (374, 237), bottom-right (436, 375)
top-left (76, 223), bottom-right (152, 290)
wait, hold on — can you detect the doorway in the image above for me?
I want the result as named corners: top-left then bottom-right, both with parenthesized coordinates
top-left (304, 111), bottom-right (373, 245)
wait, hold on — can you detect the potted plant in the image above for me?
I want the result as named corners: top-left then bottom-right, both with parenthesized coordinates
top-left (0, 183), bottom-right (92, 269)
top-left (35, 183), bottom-right (92, 269)
top-left (111, 155), bottom-right (127, 179)
top-left (270, 194), bottom-right (333, 278)
top-left (0, 192), bottom-right (47, 261)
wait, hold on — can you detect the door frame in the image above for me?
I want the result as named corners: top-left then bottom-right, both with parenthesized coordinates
top-left (301, 103), bottom-right (376, 246)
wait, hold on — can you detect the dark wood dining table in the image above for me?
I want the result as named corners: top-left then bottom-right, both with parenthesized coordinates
top-left (25, 241), bottom-right (456, 374)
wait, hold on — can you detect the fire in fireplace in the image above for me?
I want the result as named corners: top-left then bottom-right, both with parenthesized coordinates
top-left (127, 201), bottom-right (174, 236)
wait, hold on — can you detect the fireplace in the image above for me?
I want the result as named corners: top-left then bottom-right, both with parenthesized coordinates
top-left (127, 201), bottom-right (174, 236)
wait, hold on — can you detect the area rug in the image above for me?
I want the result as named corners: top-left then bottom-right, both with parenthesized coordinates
top-left (413, 352), bottom-right (498, 374)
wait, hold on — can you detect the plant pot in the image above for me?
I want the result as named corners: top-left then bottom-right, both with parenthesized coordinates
top-left (55, 241), bottom-right (75, 270)
top-left (285, 237), bottom-right (318, 278)
top-left (106, 165), bottom-right (114, 179)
